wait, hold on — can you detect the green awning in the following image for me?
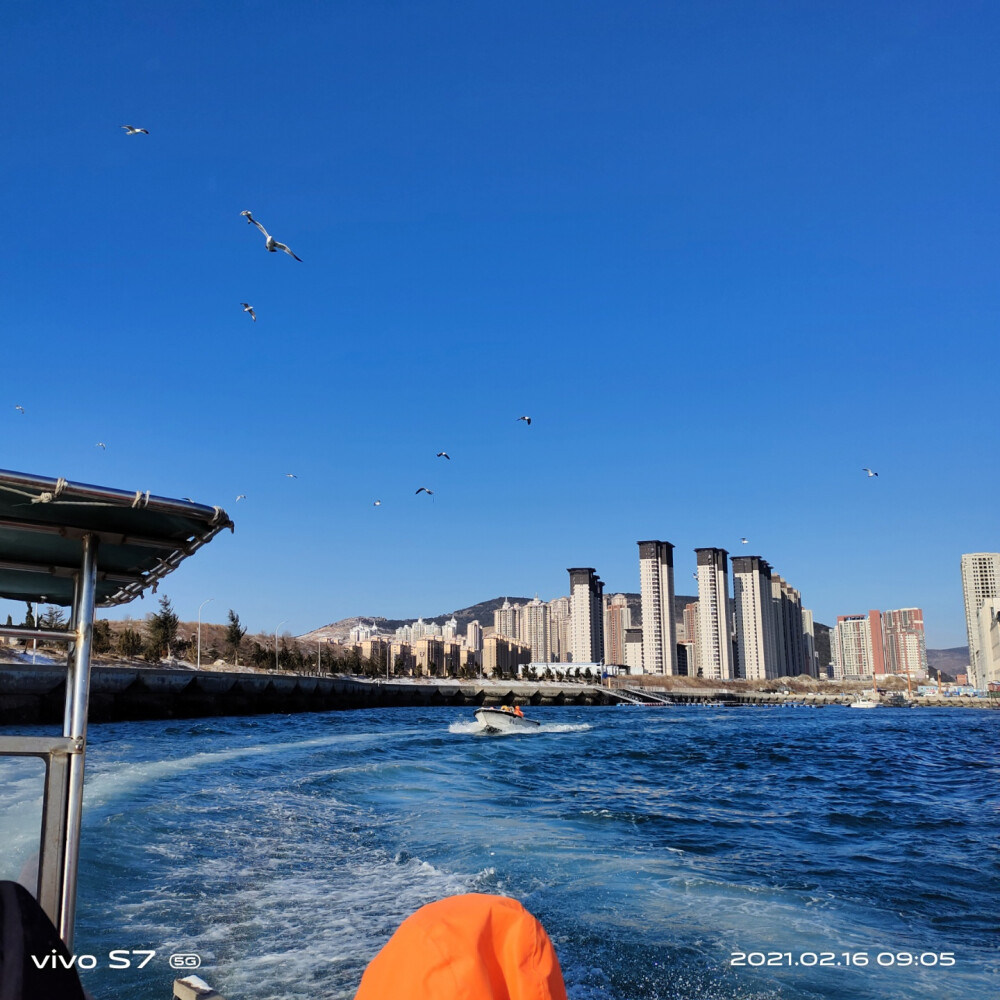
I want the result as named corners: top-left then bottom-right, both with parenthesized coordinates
top-left (0, 469), bottom-right (234, 607)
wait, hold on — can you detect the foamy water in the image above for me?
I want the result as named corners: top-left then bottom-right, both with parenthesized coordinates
top-left (7, 705), bottom-right (994, 999)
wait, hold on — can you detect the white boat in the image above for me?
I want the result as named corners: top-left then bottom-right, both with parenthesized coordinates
top-left (849, 697), bottom-right (879, 709)
top-left (474, 706), bottom-right (540, 732)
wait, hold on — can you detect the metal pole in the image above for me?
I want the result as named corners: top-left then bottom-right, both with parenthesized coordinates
top-left (197, 598), bottom-right (213, 670)
top-left (60, 533), bottom-right (98, 948)
top-left (274, 620), bottom-right (286, 672)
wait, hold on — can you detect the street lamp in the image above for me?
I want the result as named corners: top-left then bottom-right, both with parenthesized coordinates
top-left (274, 620), bottom-right (286, 672)
top-left (196, 598), bottom-right (214, 670)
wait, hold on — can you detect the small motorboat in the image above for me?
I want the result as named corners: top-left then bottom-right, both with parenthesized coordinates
top-left (474, 705), bottom-right (540, 733)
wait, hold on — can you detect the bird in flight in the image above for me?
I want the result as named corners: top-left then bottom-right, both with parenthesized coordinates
top-left (373, 500), bottom-right (382, 506)
top-left (285, 473), bottom-right (298, 478)
top-left (14, 405), bottom-right (24, 414)
top-left (96, 442), bottom-right (106, 450)
top-left (240, 211), bottom-right (302, 261)
top-left (415, 487), bottom-right (434, 495)
top-left (862, 468), bottom-right (878, 478)
top-left (241, 303), bottom-right (256, 322)
top-left (517, 416), bottom-right (532, 425)
top-left (236, 494), bottom-right (247, 502)
top-left (436, 452), bottom-right (450, 460)
top-left (120, 125), bottom-right (149, 135)
top-left (740, 537), bottom-right (748, 545)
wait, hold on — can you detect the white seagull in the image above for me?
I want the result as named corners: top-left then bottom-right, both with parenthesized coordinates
top-left (373, 500), bottom-right (382, 506)
top-left (241, 302), bottom-right (256, 322)
top-left (14, 405), bottom-right (24, 414)
top-left (236, 494), bottom-right (247, 502)
top-left (862, 468), bottom-right (878, 478)
top-left (120, 125), bottom-right (149, 135)
top-left (285, 473), bottom-right (298, 479)
top-left (96, 442), bottom-right (106, 450)
top-left (517, 415), bottom-right (532, 425)
top-left (415, 487), bottom-right (434, 495)
top-left (436, 452), bottom-right (450, 460)
top-left (240, 211), bottom-right (302, 261)
top-left (740, 537), bottom-right (749, 545)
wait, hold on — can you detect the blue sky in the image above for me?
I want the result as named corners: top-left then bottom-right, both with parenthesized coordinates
top-left (2, 1), bottom-right (996, 646)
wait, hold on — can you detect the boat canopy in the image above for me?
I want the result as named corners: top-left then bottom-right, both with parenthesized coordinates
top-left (0, 468), bottom-right (233, 606)
top-left (0, 468), bottom-right (233, 950)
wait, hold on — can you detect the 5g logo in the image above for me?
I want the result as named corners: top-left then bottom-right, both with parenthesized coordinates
top-left (169, 953), bottom-right (203, 970)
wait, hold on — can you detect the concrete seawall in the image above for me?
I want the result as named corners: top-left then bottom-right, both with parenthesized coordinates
top-left (0, 665), bottom-right (991, 724)
top-left (0, 665), bottom-right (612, 724)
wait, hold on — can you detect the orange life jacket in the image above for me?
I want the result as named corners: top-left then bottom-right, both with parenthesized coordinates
top-left (354, 893), bottom-right (568, 1000)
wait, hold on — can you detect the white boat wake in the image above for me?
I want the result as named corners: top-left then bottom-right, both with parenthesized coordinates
top-left (448, 720), bottom-right (590, 735)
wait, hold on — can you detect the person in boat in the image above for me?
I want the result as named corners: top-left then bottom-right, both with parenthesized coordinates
top-left (354, 893), bottom-right (567, 1000)
top-left (513, 704), bottom-right (524, 717)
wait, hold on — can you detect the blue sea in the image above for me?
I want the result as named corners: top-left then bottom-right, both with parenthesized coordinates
top-left (4, 705), bottom-right (998, 999)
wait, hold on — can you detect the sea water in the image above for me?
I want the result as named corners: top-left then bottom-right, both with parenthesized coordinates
top-left (8, 705), bottom-right (999, 999)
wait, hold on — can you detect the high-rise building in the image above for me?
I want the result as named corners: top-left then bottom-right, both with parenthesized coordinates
top-left (521, 596), bottom-right (551, 662)
top-left (695, 548), bottom-right (733, 679)
top-left (466, 620), bottom-right (483, 653)
top-left (802, 609), bottom-right (818, 678)
top-left (732, 556), bottom-right (777, 680)
top-left (832, 614), bottom-right (871, 678)
top-left (494, 598), bottom-right (520, 641)
top-left (881, 607), bottom-right (928, 679)
top-left (547, 596), bottom-right (571, 662)
top-left (623, 627), bottom-right (644, 673)
top-left (604, 593), bottom-right (631, 666)
top-left (976, 598), bottom-right (1000, 686)
top-left (441, 616), bottom-right (459, 640)
top-left (568, 568), bottom-right (605, 663)
top-left (961, 553), bottom-right (1000, 688)
top-left (682, 601), bottom-right (698, 676)
top-left (638, 541), bottom-right (678, 675)
top-left (833, 608), bottom-right (927, 680)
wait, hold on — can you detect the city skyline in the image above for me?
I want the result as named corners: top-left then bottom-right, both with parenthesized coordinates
top-left (3, 2), bottom-right (996, 649)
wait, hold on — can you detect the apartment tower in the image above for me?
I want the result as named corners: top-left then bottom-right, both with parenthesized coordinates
top-left (731, 555), bottom-right (777, 680)
top-left (603, 593), bottom-right (631, 667)
top-left (568, 568), bottom-right (605, 663)
top-left (695, 548), bottom-right (733, 679)
top-left (638, 540), bottom-right (678, 675)
top-left (521, 596), bottom-right (551, 663)
top-left (961, 553), bottom-right (1000, 688)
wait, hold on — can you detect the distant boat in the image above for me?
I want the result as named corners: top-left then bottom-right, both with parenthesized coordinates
top-left (474, 706), bottom-right (540, 733)
top-left (849, 695), bottom-right (879, 709)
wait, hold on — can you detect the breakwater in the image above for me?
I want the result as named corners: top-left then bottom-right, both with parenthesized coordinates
top-left (0, 664), bottom-right (991, 724)
top-left (0, 664), bottom-right (612, 724)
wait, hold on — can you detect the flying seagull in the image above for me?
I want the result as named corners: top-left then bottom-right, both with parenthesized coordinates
top-left (285, 473), bottom-right (298, 478)
top-left (14, 405), bottom-right (24, 414)
top-left (236, 494), bottom-right (246, 502)
top-left (240, 211), bottom-right (302, 261)
top-left (436, 452), bottom-right (450, 460)
top-left (373, 500), bottom-right (382, 506)
top-left (740, 537), bottom-right (749, 545)
top-left (96, 442), bottom-right (106, 450)
top-left (120, 125), bottom-right (149, 135)
top-left (516, 415), bottom-right (532, 425)
top-left (415, 487), bottom-right (434, 495)
top-left (862, 468), bottom-right (878, 478)
top-left (241, 302), bottom-right (256, 322)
